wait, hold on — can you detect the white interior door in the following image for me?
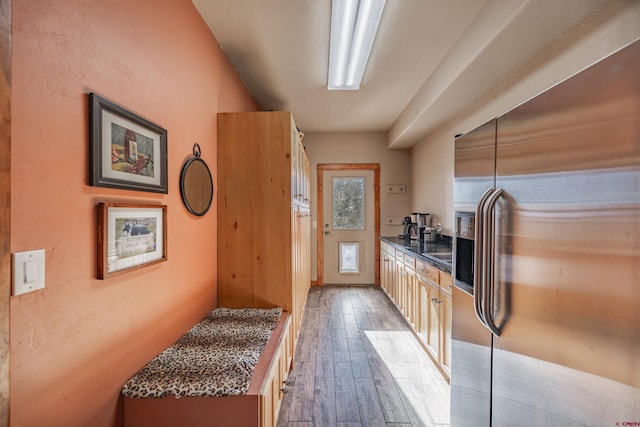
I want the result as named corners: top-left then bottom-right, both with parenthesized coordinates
top-left (322, 169), bottom-right (374, 284)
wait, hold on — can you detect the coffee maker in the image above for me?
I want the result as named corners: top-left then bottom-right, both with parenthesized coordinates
top-left (415, 213), bottom-right (431, 240)
top-left (401, 216), bottom-right (413, 239)
top-left (401, 213), bottom-right (431, 240)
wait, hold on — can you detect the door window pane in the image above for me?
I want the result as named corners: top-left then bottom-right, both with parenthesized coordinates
top-left (333, 177), bottom-right (364, 229)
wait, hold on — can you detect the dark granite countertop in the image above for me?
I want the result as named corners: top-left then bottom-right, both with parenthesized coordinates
top-left (380, 235), bottom-right (453, 273)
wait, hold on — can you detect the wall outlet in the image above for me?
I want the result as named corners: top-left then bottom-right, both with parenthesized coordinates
top-left (385, 185), bottom-right (406, 194)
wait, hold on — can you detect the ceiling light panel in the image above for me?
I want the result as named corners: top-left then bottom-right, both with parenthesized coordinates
top-left (328, 0), bottom-right (386, 90)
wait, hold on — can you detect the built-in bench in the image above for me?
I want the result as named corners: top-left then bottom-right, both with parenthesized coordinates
top-left (122, 307), bottom-right (293, 427)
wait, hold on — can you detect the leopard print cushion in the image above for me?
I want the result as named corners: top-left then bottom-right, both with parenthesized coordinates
top-left (122, 307), bottom-right (283, 399)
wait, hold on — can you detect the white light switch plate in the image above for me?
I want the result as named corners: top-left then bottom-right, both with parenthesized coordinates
top-left (12, 249), bottom-right (45, 296)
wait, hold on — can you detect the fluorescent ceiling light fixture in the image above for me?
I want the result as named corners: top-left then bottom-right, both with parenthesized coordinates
top-left (328, 0), bottom-right (386, 90)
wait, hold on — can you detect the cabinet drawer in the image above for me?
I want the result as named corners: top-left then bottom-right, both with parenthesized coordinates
top-left (381, 241), bottom-right (393, 253)
top-left (416, 261), bottom-right (439, 284)
top-left (440, 272), bottom-right (453, 295)
top-left (395, 249), bottom-right (405, 260)
top-left (403, 253), bottom-right (415, 270)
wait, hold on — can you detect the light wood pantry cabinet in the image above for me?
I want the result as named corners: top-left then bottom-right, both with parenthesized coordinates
top-left (217, 111), bottom-right (311, 351)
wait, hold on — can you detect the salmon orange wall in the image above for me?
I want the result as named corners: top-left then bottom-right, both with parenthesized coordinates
top-left (10, 1), bottom-right (257, 426)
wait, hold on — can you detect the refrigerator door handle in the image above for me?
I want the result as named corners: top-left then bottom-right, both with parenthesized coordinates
top-left (474, 187), bottom-right (494, 327)
top-left (482, 187), bottom-right (503, 337)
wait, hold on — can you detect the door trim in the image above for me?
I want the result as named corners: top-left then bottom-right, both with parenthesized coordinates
top-left (0, 0), bottom-right (11, 423)
top-left (317, 163), bottom-right (380, 286)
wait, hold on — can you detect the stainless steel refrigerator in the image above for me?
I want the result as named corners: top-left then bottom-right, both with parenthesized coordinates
top-left (451, 40), bottom-right (640, 426)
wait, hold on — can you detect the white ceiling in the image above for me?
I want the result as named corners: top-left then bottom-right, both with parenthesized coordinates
top-left (193, 0), bottom-right (612, 148)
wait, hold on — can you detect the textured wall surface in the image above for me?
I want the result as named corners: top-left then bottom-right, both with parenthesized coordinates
top-left (10, 1), bottom-right (256, 426)
top-left (303, 132), bottom-right (411, 281)
top-left (411, 1), bottom-right (640, 233)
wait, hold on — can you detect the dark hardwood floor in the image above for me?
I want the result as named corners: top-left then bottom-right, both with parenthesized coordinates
top-left (277, 286), bottom-right (450, 427)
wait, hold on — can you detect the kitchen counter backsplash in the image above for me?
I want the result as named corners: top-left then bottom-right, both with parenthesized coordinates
top-left (380, 235), bottom-right (453, 273)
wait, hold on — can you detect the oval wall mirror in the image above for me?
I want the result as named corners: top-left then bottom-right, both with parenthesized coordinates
top-left (180, 143), bottom-right (213, 216)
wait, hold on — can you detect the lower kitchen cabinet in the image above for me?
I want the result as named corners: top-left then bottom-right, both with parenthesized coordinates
top-left (417, 267), bottom-right (441, 363)
top-left (406, 272), bottom-right (417, 328)
top-left (426, 279), bottom-right (441, 361)
top-left (417, 280), bottom-right (428, 340)
top-left (440, 272), bottom-right (453, 377)
top-left (379, 241), bottom-right (453, 381)
top-left (403, 253), bottom-right (417, 328)
top-left (380, 242), bottom-right (395, 301)
top-left (395, 254), bottom-right (405, 313)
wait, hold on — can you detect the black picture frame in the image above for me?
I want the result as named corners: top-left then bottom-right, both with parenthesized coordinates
top-left (89, 93), bottom-right (168, 193)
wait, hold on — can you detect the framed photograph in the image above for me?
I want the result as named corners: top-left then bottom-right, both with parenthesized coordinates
top-left (89, 93), bottom-right (168, 193)
top-left (97, 203), bottom-right (167, 279)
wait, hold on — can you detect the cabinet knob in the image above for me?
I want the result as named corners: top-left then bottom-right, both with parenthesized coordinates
top-left (283, 379), bottom-right (293, 385)
top-left (281, 388), bottom-right (289, 394)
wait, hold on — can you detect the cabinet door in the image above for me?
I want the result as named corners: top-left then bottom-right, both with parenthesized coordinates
top-left (405, 268), bottom-right (416, 327)
top-left (396, 261), bottom-right (406, 313)
top-left (291, 127), bottom-right (297, 202)
top-left (261, 371), bottom-right (275, 427)
top-left (417, 277), bottom-right (429, 342)
top-left (384, 250), bottom-right (393, 296)
top-left (292, 205), bottom-right (300, 339)
top-left (380, 249), bottom-right (388, 294)
top-left (304, 155), bottom-right (310, 204)
top-left (389, 254), bottom-right (396, 303)
top-left (273, 345), bottom-right (284, 423)
top-left (292, 205), bottom-right (310, 343)
top-left (427, 282), bottom-right (441, 361)
top-left (441, 290), bottom-right (452, 377)
top-left (301, 207), bottom-right (310, 307)
top-left (287, 318), bottom-right (294, 371)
